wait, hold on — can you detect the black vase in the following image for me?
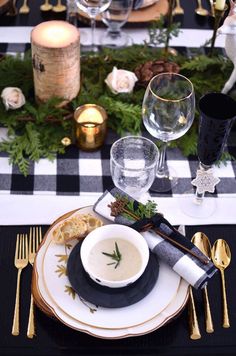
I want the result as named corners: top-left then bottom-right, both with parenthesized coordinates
top-left (198, 93), bottom-right (236, 166)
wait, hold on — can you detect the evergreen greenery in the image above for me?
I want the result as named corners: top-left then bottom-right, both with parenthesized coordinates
top-left (0, 45), bottom-right (234, 176)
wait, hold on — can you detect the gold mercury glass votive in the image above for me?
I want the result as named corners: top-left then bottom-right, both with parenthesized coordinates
top-left (74, 104), bottom-right (108, 151)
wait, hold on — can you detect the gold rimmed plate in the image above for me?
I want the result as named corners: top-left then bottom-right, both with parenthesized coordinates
top-left (33, 206), bottom-right (189, 338)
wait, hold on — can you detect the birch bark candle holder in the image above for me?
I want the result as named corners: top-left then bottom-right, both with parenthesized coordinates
top-left (31, 20), bottom-right (80, 105)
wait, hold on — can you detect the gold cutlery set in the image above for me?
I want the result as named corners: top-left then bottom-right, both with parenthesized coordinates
top-left (173, 0), bottom-right (215, 17)
top-left (10, 226), bottom-right (231, 339)
top-left (8, 0), bottom-right (67, 15)
top-left (11, 227), bottom-right (42, 338)
top-left (8, 0), bottom-right (215, 17)
top-left (189, 232), bottom-right (231, 339)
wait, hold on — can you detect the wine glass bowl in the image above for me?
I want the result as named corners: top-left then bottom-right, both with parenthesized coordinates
top-left (142, 72), bottom-right (195, 192)
top-left (100, 0), bottom-right (133, 48)
top-left (110, 136), bottom-right (159, 199)
top-left (77, 0), bottom-right (111, 51)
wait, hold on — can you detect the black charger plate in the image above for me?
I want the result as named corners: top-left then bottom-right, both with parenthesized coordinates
top-left (67, 242), bottom-right (159, 308)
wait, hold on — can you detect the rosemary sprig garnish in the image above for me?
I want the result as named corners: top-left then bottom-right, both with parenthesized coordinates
top-left (102, 242), bottom-right (122, 269)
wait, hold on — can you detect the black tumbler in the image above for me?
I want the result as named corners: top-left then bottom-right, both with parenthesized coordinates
top-left (198, 93), bottom-right (236, 166)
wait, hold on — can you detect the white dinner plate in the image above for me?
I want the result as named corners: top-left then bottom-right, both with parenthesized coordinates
top-left (34, 207), bottom-right (189, 338)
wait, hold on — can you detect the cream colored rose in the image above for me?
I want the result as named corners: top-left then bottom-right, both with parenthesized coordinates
top-left (1, 87), bottom-right (26, 110)
top-left (105, 67), bottom-right (138, 94)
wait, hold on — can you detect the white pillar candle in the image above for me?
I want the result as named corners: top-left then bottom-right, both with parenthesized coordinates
top-left (31, 20), bottom-right (80, 104)
top-left (215, 0), bottom-right (226, 10)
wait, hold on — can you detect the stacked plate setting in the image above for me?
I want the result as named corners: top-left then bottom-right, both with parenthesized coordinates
top-left (33, 207), bottom-right (189, 339)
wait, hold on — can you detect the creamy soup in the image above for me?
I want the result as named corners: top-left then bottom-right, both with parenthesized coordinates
top-left (88, 238), bottom-right (142, 281)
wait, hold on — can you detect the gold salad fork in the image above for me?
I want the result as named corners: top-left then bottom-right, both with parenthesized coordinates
top-left (27, 227), bottom-right (42, 338)
top-left (12, 234), bottom-right (28, 336)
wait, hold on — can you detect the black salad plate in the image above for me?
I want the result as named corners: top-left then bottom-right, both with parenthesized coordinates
top-left (67, 242), bottom-right (159, 308)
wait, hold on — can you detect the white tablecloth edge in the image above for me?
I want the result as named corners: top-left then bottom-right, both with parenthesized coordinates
top-left (0, 27), bottom-right (226, 48)
top-left (1, 194), bottom-right (235, 226)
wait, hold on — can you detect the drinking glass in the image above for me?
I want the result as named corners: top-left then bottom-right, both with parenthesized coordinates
top-left (110, 136), bottom-right (159, 199)
top-left (180, 92), bottom-right (236, 218)
top-left (76, 0), bottom-right (111, 51)
top-left (100, 0), bottom-right (133, 48)
top-left (142, 72), bottom-right (195, 192)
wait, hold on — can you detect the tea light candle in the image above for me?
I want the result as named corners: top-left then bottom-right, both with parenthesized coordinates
top-left (74, 104), bottom-right (107, 151)
top-left (215, 0), bottom-right (226, 10)
top-left (31, 21), bottom-right (80, 104)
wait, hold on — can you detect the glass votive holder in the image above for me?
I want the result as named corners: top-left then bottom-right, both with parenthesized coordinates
top-left (74, 104), bottom-right (108, 151)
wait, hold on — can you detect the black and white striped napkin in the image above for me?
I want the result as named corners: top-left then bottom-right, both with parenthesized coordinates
top-left (93, 187), bottom-right (217, 289)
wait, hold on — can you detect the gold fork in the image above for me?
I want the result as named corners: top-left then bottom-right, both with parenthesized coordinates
top-left (27, 227), bottom-right (43, 338)
top-left (12, 234), bottom-right (28, 336)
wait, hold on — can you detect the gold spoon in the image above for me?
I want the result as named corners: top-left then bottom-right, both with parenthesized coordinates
top-left (19, 0), bottom-right (30, 14)
top-left (40, 0), bottom-right (53, 11)
top-left (212, 239), bottom-right (231, 328)
top-left (173, 0), bottom-right (184, 15)
top-left (192, 232), bottom-right (214, 333)
top-left (52, 0), bottom-right (66, 12)
top-left (195, 0), bottom-right (209, 16)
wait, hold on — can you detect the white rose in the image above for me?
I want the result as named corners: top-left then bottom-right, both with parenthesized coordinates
top-left (1, 87), bottom-right (26, 110)
top-left (105, 67), bottom-right (138, 94)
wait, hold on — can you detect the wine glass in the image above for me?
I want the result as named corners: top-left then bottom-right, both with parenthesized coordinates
top-left (100, 0), bottom-right (133, 48)
top-left (142, 72), bottom-right (195, 192)
top-left (76, 0), bottom-right (111, 51)
top-left (180, 92), bottom-right (236, 218)
top-left (110, 136), bottom-right (159, 200)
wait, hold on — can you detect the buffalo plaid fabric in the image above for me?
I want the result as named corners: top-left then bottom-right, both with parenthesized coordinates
top-left (0, 44), bottom-right (235, 196)
top-left (1, 128), bottom-right (235, 196)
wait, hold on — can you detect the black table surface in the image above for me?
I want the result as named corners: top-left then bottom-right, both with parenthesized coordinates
top-left (0, 224), bottom-right (235, 356)
top-left (0, 0), bottom-right (216, 29)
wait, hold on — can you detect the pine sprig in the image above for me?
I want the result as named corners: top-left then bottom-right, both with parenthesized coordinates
top-left (148, 15), bottom-right (181, 48)
top-left (169, 124), bottom-right (198, 156)
top-left (0, 52), bottom-right (33, 97)
top-left (115, 195), bottom-right (158, 220)
top-left (0, 46), bottom-right (235, 175)
top-left (98, 96), bottom-right (142, 135)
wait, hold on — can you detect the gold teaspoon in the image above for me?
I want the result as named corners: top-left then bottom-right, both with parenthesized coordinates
top-left (192, 232), bottom-right (214, 333)
top-left (40, 0), bottom-right (53, 11)
top-left (173, 0), bottom-right (184, 15)
top-left (212, 239), bottom-right (231, 328)
top-left (195, 0), bottom-right (209, 16)
top-left (52, 0), bottom-right (66, 12)
top-left (19, 0), bottom-right (30, 14)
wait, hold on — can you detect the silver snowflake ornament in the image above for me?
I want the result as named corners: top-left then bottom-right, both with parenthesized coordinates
top-left (191, 169), bottom-right (220, 194)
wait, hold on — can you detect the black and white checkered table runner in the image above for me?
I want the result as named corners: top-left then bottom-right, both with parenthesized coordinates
top-left (1, 128), bottom-right (235, 196)
top-left (0, 44), bottom-right (235, 196)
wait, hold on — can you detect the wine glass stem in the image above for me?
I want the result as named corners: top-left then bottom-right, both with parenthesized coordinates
top-left (91, 16), bottom-right (96, 51)
top-left (194, 162), bottom-right (211, 204)
top-left (195, 191), bottom-right (205, 204)
top-left (108, 29), bottom-right (120, 38)
top-left (157, 142), bottom-right (167, 177)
